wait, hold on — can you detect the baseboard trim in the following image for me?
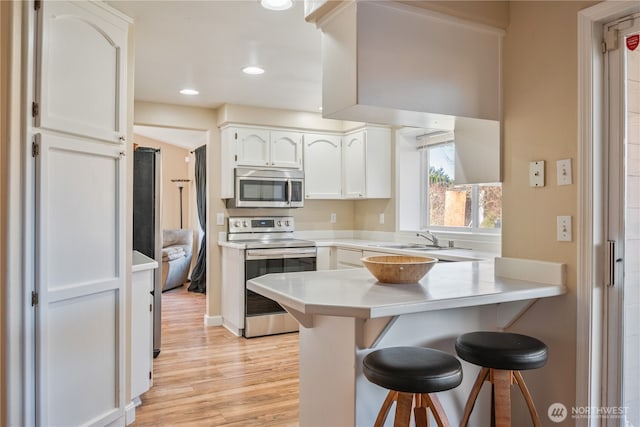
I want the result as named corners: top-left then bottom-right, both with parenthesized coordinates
top-left (125, 401), bottom-right (137, 425)
top-left (204, 314), bottom-right (223, 327)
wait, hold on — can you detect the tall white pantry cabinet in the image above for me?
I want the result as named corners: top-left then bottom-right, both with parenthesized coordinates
top-left (31, 1), bottom-right (133, 426)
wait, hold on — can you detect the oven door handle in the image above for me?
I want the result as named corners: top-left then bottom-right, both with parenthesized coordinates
top-left (287, 179), bottom-right (292, 205)
top-left (246, 248), bottom-right (317, 260)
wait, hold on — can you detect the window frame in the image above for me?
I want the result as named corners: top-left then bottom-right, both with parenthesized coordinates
top-left (420, 142), bottom-right (501, 234)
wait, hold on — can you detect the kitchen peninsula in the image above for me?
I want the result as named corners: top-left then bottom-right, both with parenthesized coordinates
top-left (248, 258), bottom-right (567, 426)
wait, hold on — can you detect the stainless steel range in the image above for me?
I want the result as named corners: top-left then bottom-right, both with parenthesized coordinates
top-left (228, 216), bottom-right (316, 337)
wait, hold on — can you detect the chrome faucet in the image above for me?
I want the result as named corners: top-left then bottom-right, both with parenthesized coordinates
top-left (416, 231), bottom-right (439, 247)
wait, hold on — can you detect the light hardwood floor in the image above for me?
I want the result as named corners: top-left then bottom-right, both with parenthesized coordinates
top-left (132, 285), bottom-right (300, 426)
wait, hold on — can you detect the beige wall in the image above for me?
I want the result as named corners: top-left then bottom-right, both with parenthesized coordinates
top-left (501, 1), bottom-right (595, 422)
top-left (132, 134), bottom-right (193, 231)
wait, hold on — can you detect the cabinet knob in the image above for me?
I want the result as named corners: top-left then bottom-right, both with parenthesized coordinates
top-left (119, 135), bottom-right (126, 142)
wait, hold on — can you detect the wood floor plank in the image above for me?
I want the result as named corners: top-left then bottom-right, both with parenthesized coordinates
top-left (131, 285), bottom-right (300, 426)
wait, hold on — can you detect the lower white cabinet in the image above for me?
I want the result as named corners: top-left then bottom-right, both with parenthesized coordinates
top-left (221, 246), bottom-right (245, 336)
top-left (336, 248), bottom-right (364, 269)
top-left (131, 265), bottom-right (154, 400)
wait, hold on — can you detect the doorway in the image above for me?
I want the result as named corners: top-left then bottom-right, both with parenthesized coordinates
top-left (604, 13), bottom-right (640, 425)
top-left (132, 125), bottom-right (207, 302)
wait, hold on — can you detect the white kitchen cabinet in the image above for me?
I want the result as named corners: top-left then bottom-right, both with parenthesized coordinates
top-left (234, 126), bottom-right (302, 169)
top-left (235, 128), bottom-right (270, 167)
top-left (316, 247), bottom-right (334, 270)
top-left (271, 130), bottom-right (303, 168)
top-left (303, 133), bottom-right (343, 199)
top-left (221, 246), bottom-right (245, 336)
top-left (342, 127), bottom-right (391, 199)
top-left (336, 248), bottom-right (364, 269)
top-left (131, 254), bottom-right (156, 401)
top-left (221, 126), bottom-right (303, 198)
top-left (36, 1), bottom-right (129, 144)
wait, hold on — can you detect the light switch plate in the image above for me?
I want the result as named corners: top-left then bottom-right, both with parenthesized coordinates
top-left (330, 213), bottom-right (337, 223)
top-left (557, 159), bottom-right (572, 185)
top-left (529, 161), bottom-right (545, 187)
top-left (557, 216), bottom-right (572, 241)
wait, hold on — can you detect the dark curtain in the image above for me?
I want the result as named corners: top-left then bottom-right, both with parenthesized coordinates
top-left (188, 145), bottom-right (207, 293)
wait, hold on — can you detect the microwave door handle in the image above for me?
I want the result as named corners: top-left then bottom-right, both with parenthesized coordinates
top-left (287, 179), bottom-right (292, 205)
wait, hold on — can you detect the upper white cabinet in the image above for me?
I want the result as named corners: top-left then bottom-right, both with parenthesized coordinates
top-left (36, 1), bottom-right (129, 144)
top-left (303, 133), bottom-right (342, 199)
top-left (235, 128), bottom-right (270, 167)
top-left (342, 131), bottom-right (366, 198)
top-left (270, 131), bottom-right (303, 168)
top-left (221, 125), bottom-right (303, 198)
top-left (342, 127), bottom-right (391, 199)
top-left (221, 124), bottom-right (391, 200)
top-left (234, 127), bottom-right (302, 169)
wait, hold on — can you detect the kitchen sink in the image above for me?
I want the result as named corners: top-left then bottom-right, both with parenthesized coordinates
top-left (369, 243), bottom-right (448, 250)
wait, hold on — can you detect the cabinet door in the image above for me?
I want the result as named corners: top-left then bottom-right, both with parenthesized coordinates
top-left (236, 128), bottom-right (270, 167)
top-left (303, 133), bottom-right (342, 199)
top-left (271, 130), bottom-right (302, 168)
top-left (131, 270), bottom-right (153, 398)
top-left (336, 248), bottom-right (363, 269)
top-left (36, 133), bottom-right (126, 427)
top-left (36, 1), bottom-right (128, 144)
top-left (343, 131), bottom-right (366, 198)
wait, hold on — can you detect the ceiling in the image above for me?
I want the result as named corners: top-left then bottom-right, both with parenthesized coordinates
top-left (108, 0), bottom-right (323, 114)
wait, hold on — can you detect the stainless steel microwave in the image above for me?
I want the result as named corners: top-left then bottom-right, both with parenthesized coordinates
top-left (227, 168), bottom-right (304, 208)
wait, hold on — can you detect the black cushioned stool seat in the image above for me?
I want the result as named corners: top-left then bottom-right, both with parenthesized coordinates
top-left (455, 332), bottom-right (549, 427)
top-left (363, 346), bottom-right (462, 427)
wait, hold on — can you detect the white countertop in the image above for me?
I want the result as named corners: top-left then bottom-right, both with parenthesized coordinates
top-left (218, 237), bottom-right (493, 262)
top-left (132, 250), bottom-right (158, 272)
top-left (247, 260), bottom-right (567, 319)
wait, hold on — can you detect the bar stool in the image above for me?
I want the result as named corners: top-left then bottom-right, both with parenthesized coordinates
top-left (363, 346), bottom-right (463, 427)
top-left (455, 331), bottom-right (548, 427)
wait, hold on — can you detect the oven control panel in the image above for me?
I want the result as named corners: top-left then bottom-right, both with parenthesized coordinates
top-left (228, 216), bottom-right (295, 234)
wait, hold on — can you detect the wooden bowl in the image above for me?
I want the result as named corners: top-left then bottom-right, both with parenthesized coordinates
top-left (361, 255), bottom-right (437, 284)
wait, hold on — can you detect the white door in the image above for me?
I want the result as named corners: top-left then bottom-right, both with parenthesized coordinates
top-left (604, 14), bottom-right (640, 426)
top-left (271, 130), bottom-right (302, 168)
top-left (303, 133), bottom-right (342, 199)
top-left (342, 131), bottom-right (366, 198)
top-left (33, 1), bottom-right (129, 426)
top-left (36, 1), bottom-right (128, 144)
top-left (236, 128), bottom-right (270, 167)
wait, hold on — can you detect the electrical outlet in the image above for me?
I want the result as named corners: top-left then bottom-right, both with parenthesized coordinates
top-left (379, 213), bottom-right (385, 224)
top-left (216, 212), bottom-right (225, 226)
top-left (529, 161), bottom-right (545, 187)
top-left (330, 213), bottom-right (337, 223)
top-left (557, 216), bottom-right (572, 241)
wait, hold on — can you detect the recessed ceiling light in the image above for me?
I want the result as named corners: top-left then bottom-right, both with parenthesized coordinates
top-left (179, 89), bottom-right (199, 95)
top-left (260, 0), bottom-right (293, 11)
top-left (242, 66), bottom-right (265, 75)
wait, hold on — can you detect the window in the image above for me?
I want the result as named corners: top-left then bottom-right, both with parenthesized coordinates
top-left (422, 142), bottom-right (502, 231)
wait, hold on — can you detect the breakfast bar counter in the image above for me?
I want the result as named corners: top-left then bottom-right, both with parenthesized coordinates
top-left (247, 258), bottom-right (567, 427)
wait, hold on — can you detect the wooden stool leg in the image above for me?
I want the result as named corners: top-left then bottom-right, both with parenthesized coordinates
top-left (394, 392), bottom-right (414, 427)
top-left (414, 394), bottom-right (428, 427)
top-left (423, 393), bottom-right (451, 427)
top-left (374, 390), bottom-right (398, 427)
top-left (460, 367), bottom-right (490, 427)
top-left (513, 371), bottom-right (542, 427)
top-left (491, 369), bottom-right (512, 427)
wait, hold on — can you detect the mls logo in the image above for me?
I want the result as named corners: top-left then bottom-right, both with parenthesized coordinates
top-left (548, 402), bottom-right (568, 423)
